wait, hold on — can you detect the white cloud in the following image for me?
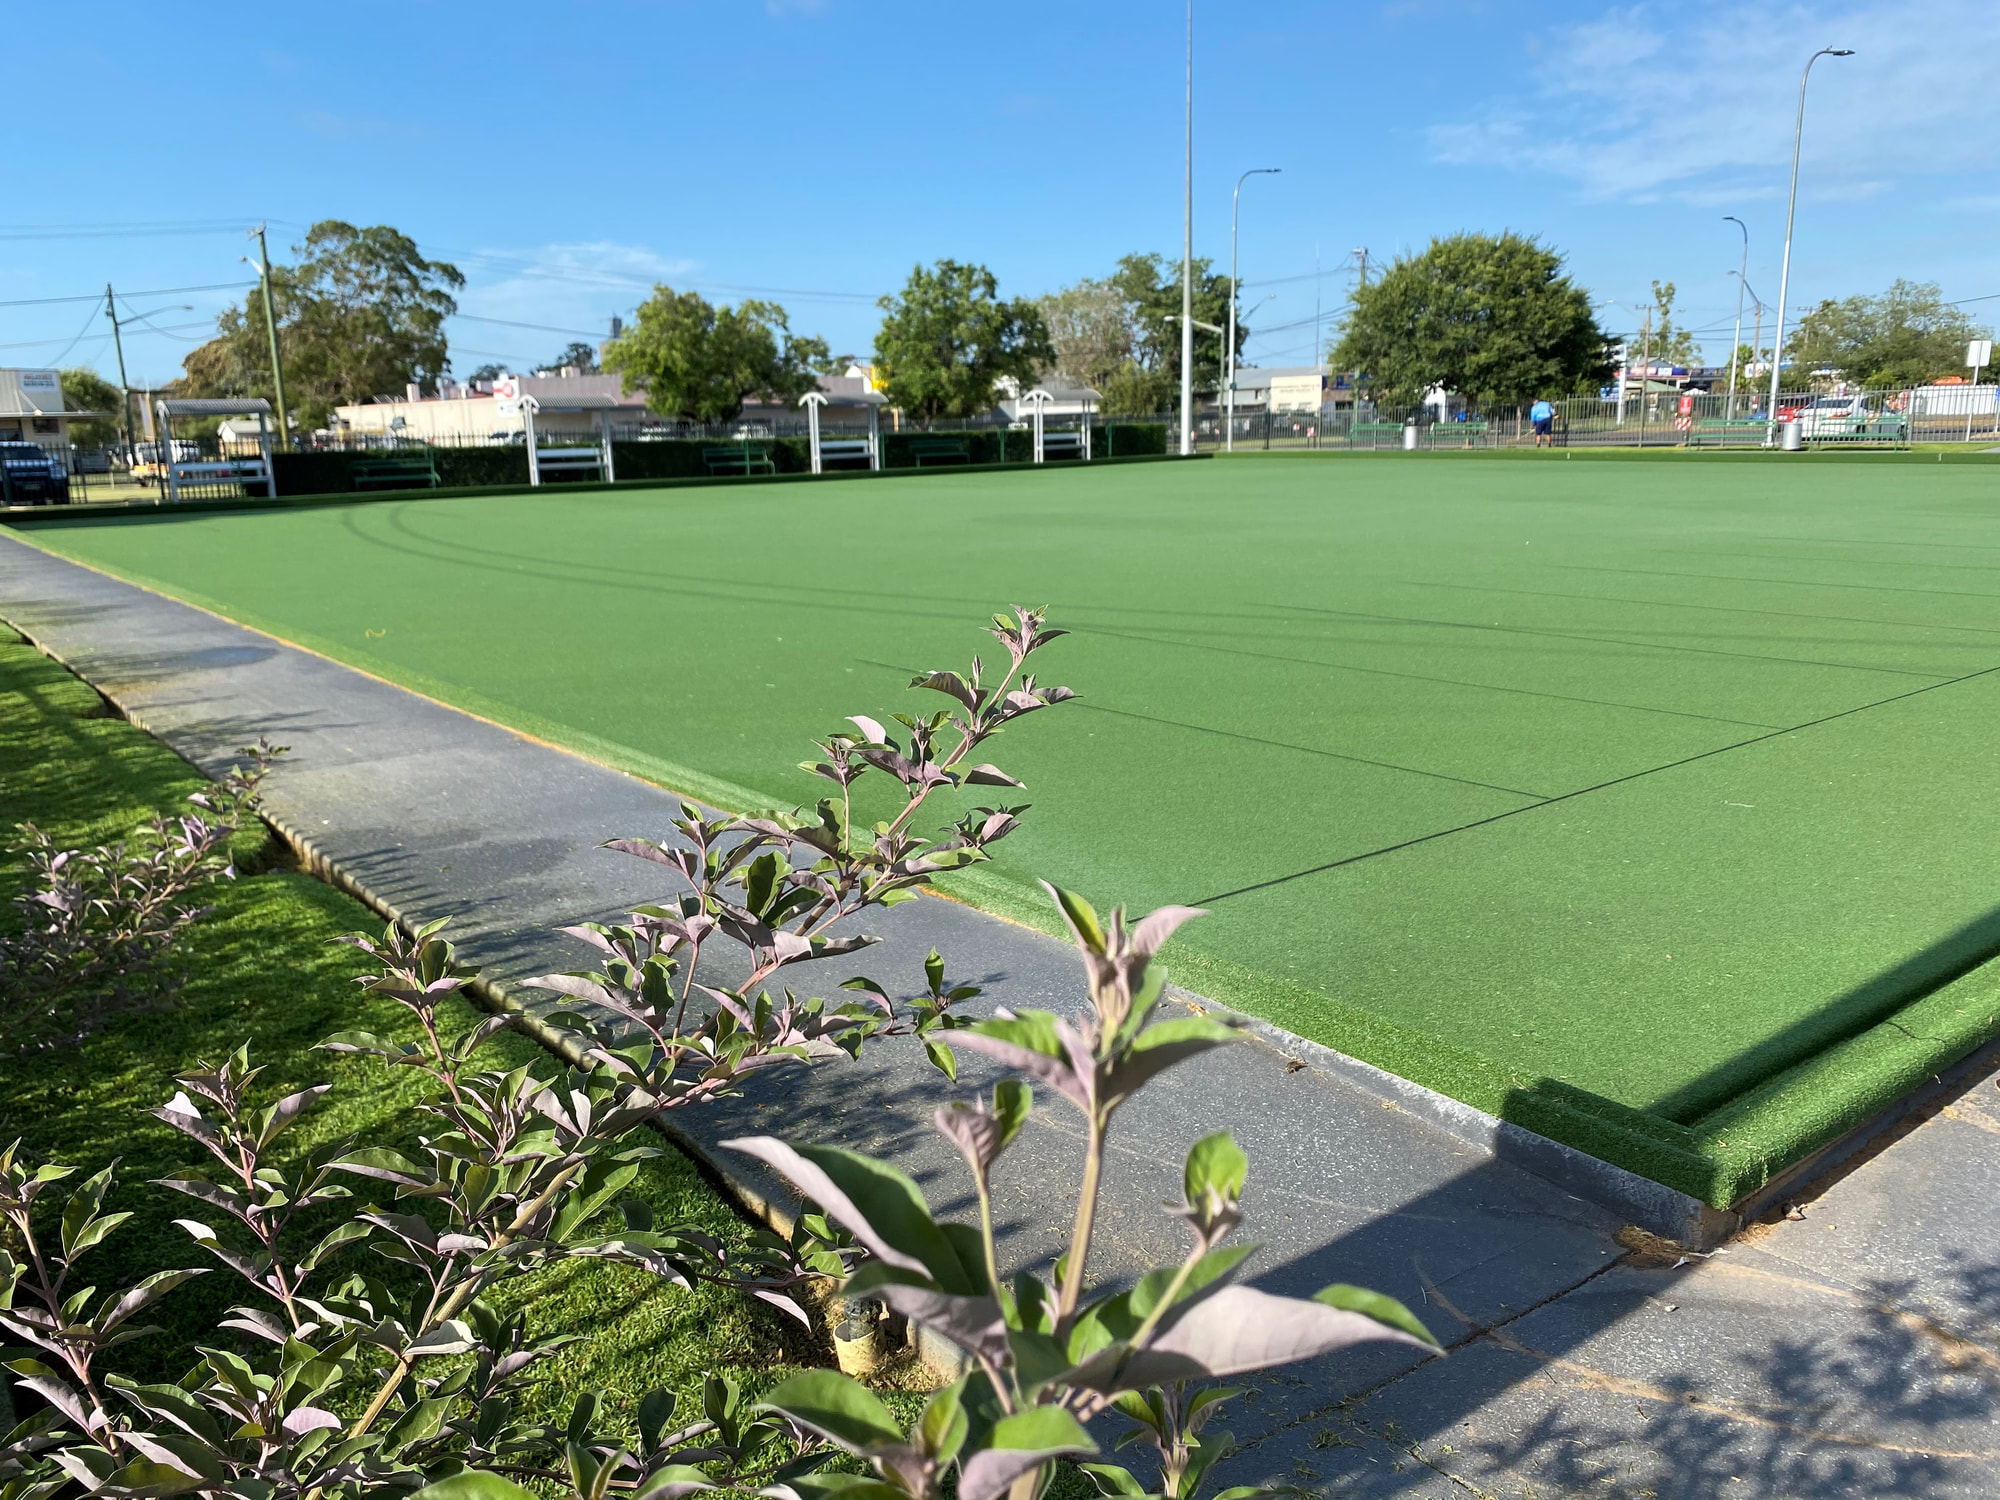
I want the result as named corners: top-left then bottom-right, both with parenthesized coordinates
top-left (1430, 0), bottom-right (2000, 202)
top-left (447, 241), bottom-right (699, 368)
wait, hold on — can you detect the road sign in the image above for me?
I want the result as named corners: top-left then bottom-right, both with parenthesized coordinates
top-left (1968, 340), bottom-right (1992, 369)
top-left (1674, 416), bottom-right (1693, 432)
top-left (492, 375), bottom-right (520, 418)
top-left (1678, 393), bottom-right (1695, 416)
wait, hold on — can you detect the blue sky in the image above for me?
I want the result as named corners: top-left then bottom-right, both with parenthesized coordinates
top-left (8, 0), bottom-right (1997, 386)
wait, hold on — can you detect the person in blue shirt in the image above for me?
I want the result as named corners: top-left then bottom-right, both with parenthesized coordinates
top-left (1530, 397), bottom-right (1556, 446)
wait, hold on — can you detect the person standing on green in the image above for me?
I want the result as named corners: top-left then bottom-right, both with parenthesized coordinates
top-left (1530, 397), bottom-right (1556, 447)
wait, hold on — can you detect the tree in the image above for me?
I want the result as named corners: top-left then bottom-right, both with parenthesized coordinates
top-left (463, 363), bottom-right (507, 383)
top-left (1791, 280), bottom-right (1989, 388)
top-left (1331, 232), bottom-right (1611, 408)
top-left (873, 261), bottom-right (1051, 422)
top-left (1635, 280), bottom-right (1697, 368)
top-left (602, 286), bottom-right (825, 422)
top-left (1107, 253), bottom-right (1241, 403)
top-left (538, 341), bottom-right (599, 374)
top-left (58, 368), bottom-right (125, 449)
top-left (178, 221), bottom-right (464, 426)
top-left (1036, 277), bottom-right (1132, 390)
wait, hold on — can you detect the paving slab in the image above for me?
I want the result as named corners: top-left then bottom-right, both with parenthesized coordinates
top-left (6, 529), bottom-right (1998, 1498)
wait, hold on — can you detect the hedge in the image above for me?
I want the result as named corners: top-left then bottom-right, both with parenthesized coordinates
top-left (270, 425), bottom-right (1169, 496)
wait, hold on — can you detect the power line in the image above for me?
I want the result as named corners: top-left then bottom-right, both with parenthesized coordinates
top-left (0, 220), bottom-right (264, 242)
top-left (453, 312), bottom-right (609, 338)
top-left (0, 280), bottom-right (256, 310)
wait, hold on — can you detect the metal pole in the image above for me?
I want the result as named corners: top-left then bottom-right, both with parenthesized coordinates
top-left (1225, 167), bottom-right (1279, 454)
top-left (253, 225), bottom-right (293, 451)
top-left (1723, 217), bottom-right (1748, 420)
top-left (1767, 47), bottom-right (1854, 446)
top-left (524, 397), bottom-right (540, 485)
top-left (1967, 359), bottom-right (1983, 445)
top-left (1179, 0), bottom-right (1194, 456)
top-left (1638, 310), bottom-right (1652, 448)
top-left (104, 284), bottom-right (136, 462)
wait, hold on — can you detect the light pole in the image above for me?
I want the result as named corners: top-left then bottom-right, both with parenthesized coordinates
top-left (1723, 216), bottom-right (1749, 419)
top-left (1179, 0), bottom-right (1194, 456)
top-left (1225, 167), bottom-right (1279, 453)
top-left (1766, 46), bottom-right (1854, 445)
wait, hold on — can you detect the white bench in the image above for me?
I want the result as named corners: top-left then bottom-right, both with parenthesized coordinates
top-left (818, 439), bottom-right (875, 468)
top-left (1041, 430), bottom-right (1086, 460)
top-left (530, 447), bottom-right (607, 484)
top-left (167, 458), bottom-right (274, 502)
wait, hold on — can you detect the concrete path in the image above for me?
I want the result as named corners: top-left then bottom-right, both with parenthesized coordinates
top-left (4, 529), bottom-right (1996, 1499)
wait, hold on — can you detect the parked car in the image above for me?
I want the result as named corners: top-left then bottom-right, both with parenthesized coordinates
top-left (0, 443), bottom-right (71, 505)
top-left (129, 439), bottom-right (200, 484)
top-left (1783, 394), bottom-right (1874, 437)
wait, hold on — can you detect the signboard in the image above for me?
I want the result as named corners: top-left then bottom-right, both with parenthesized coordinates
top-left (1968, 340), bottom-right (1992, 369)
top-left (19, 370), bottom-right (59, 391)
top-left (491, 375), bottom-right (520, 418)
top-left (17, 370), bottom-right (60, 411)
top-left (1678, 393), bottom-right (1694, 415)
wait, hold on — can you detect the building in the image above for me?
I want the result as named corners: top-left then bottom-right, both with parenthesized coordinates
top-left (0, 368), bottom-right (93, 452)
top-left (993, 377), bottom-right (1100, 420)
top-left (330, 369), bottom-right (656, 443)
top-left (1226, 367), bottom-right (1331, 413)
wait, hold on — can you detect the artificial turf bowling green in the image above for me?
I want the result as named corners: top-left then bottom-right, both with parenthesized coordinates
top-left (15, 450), bottom-right (2000, 1205)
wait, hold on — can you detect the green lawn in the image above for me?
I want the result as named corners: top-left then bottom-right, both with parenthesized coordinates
top-left (0, 625), bottom-right (811, 1416)
top-left (13, 450), bottom-right (2000, 1204)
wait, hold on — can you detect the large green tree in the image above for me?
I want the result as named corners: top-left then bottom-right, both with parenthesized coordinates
top-left (1104, 253), bottom-right (1241, 411)
top-left (58, 368), bottom-right (125, 449)
top-left (180, 221), bottom-right (463, 427)
top-left (1791, 280), bottom-right (1989, 388)
top-left (1331, 233), bottom-right (1611, 407)
top-left (603, 288), bottom-right (826, 422)
top-left (873, 261), bottom-right (1051, 421)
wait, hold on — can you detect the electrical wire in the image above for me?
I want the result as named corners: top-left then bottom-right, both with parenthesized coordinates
top-left (0, 280), bottom-right (257, 310)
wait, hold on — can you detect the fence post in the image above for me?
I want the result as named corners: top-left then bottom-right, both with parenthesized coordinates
top-left (524, 396), bottom-right (541, 486)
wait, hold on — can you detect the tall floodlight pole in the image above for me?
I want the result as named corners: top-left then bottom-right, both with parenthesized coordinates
top-left (1723, 216), bottom-right (1749, 419)
top-left (1179, 0), bottom-right (1194, 456)
top-left (251, 225), bottom-right (293, 451)
top-left (1766, 47), bottom-right (1854, 446)
top-left (104, 284), bottom-right (135, 460)
top-left (1225, 167), bottom-right (1280, 453)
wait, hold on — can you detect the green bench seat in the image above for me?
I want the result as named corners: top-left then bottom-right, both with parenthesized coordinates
top-left (352, 457), bottom-right (440, 491)
top-left (702, 444), bottom-right (777, 476)
top-left (1349, 422), bottom-right (1406, 445)
top-left (908, 437), bottom-right (973, 466)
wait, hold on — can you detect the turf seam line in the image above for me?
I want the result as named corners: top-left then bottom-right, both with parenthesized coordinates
top-left (1751, 531), bottom-right (2000, 556)
top-left (1067, 699), bottom-right (1556, 801)
top-left (1346, 594), bottom-right (1951, 681)
top-left (1558, 561), bottom-right (2000, 606)
top-left (1074, 622), bottom-right (1782, 730)
top-left (1413, 579), bottom-right (2000, 640)
top-left (1656, 544), bottom-right (2000, 577)
top-left (1194, 657), bottom-right (2000, 906)
top-left (851, 654), bottom-right (1556, 801)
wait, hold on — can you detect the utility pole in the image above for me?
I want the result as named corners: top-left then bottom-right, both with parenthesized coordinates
top-left (1723, 217), bottom-right (1749, 420)
top-left (1179, 0), bottom-right (1194, 456)
top-left (1225, 166), bottom-right (1279, 452)
top-left (1766, 46), bottom-right (1855, 445)
top-left (252, 224), bottom-right (293, 450)
top-left (104, 284), bottom-right (135, 460)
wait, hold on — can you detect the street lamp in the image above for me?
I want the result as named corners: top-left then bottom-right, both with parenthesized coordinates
top-left (1179, 0), bottom-right (1194, 456)
top-left (1723, 216), bottom-right (1749, 419)
top-left (1766, 46), bottom-right (1854, 446)
top-left (1225, 167), bottom-right (1279, 453)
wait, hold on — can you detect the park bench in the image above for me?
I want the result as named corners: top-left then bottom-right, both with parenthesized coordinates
top-left (1687, 418), bottom-right (1766, 448)
top-left (533, 447), bottom-right (607, 482)
top-left (1349, 422), bottom-right (1406, 447)
top-left (818, 439), bottom-right (875, 468)
top-left (909, 438), bottom-right (972, 466)
top-left (1041, 431), bottom-right (1086, 460)
top-left (352, 456), bottom-right (441, 491)
top-left (702, 444), bottom-right (777, 476)
top-left (1429, 420), bottom-right (1488, 447)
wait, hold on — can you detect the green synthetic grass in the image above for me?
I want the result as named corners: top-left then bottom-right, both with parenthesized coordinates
top-left (14, 451), bottom-right (2000, 1206)
top-left (0, 626), bottom-right (811, 1415)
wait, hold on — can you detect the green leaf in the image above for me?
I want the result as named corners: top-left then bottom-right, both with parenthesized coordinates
top-left (1079, 1464), bottom-right (1150, 1499)
top-left (410, 1473), bottom-right (544, 1500)
top-left (992, 1080), bottom-right (1031, 1150)
top-left (923, 1040), bottom-right (958, 1080)
top-left (1130, 1245), bottom-right (1255, 1323)
top-left (916, 1376), bottom-right (970, 1462)
top-left (756, 1370), bottom-right (904, 1453)
top-left (1041, 881), bottom-right (1106, 954)
top-left (1005, 1326), bottom-right (1073, 1395)
top-left (634, 1465), bottom-right (715, 1500)
top-left (1312, 1284), bottom-right (1439, 1349)
top-left (1183, 1132), bottom-right (1247, 1207)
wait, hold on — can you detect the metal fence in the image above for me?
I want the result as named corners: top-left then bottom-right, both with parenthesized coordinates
top-left (1173, 384), bottom-right (2000, 453)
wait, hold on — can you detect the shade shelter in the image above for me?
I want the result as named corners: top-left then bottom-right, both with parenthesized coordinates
top-left (155, 398), bottom-right (276, 502)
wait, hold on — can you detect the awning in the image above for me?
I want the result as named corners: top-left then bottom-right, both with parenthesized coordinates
top-left (157, 398), bottom-right (273, 417)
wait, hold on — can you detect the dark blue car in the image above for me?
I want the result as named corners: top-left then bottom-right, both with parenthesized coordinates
top-left (0, 443), bottom-right (70, 505)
